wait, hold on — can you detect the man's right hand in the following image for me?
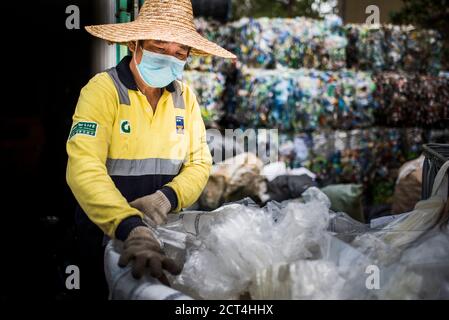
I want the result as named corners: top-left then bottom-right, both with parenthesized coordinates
top-left (118, 226), bottom-right (182, 282)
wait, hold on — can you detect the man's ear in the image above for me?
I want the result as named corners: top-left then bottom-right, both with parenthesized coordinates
top-left (128, 41), bottom-right (136, 53)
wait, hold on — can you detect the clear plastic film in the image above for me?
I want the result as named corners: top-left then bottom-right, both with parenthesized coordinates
top-left (249, 226), bottom-right (449, 300)
top-left (150, 184), bottom-right (449, 300)
top-left (172, 188), bottom-right (331, 299)
top-left (249, 228), bottom-right (377, 300)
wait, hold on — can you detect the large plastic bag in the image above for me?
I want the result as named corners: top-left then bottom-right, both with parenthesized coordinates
top-left (197, 160), bottom-right (447, 300)
top-left (173, 187), bottom-right (331, 299)
top-left (347, 162), bottom-right (449, 299)
top-left (368, 226), bottom-right (449, 300)
top-left (103, 241), bottom-right (192, 300)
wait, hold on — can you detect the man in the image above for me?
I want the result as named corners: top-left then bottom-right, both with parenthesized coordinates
top-left (66, 0), bottom-right (235, 297)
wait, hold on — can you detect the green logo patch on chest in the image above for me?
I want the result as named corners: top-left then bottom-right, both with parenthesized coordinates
top-left (68, 121), bottom-right (98, 140)
top-left (120, 120), bottom-right (131, 134)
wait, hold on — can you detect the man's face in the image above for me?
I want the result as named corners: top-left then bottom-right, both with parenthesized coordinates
top-left (132, 39), bottom-right (190, 63)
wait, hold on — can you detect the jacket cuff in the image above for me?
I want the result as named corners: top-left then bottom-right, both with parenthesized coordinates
top-left (160, 186), bottom-right (178, 212)
top-left (115, 216), bottom-right (146, 241)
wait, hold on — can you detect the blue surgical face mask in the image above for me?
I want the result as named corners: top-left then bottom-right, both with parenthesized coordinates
top-left (134, 43), bottom-right (186, 89)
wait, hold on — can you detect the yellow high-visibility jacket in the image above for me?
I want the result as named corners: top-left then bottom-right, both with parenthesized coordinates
top-left (66, 56), bottom-right (212, 240)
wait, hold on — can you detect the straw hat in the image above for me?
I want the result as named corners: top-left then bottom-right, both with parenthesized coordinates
top-left (85, 0), bottom-right (236, 59)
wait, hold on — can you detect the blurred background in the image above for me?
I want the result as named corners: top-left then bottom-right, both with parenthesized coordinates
top-left (0, 0), bottom-right (447, 300)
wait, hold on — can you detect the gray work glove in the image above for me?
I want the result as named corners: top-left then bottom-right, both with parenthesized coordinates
top-left (129, 190), bottom-right (172, 226)
top-left (118, 226), bottom-right (182, 281)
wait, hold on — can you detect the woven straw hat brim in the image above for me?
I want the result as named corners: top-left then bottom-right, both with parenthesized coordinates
top-left (85, 21), bottom-right (236, 59)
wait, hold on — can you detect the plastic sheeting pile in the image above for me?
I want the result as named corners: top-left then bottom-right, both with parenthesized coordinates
top-left (161, 188), bottom-right (449, 300)
top-left (346, 24), bottom-right (442, 75)
top-left (183, 71), bottom-right (226, 127)
top-left (236, 67), bottom-right (376, 131)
